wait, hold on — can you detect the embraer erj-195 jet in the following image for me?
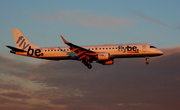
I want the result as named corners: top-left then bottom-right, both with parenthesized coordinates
top-left (6, 29), bottom-right (163, 69)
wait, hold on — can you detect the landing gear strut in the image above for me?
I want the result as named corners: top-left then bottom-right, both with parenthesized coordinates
top-left (82, 59), bottom-right (92, 69)
top-left (145, 57), bottom-right (149, 65)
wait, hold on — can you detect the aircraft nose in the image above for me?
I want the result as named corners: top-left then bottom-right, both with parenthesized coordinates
top-left (158, 50), bottom-right (164, 56)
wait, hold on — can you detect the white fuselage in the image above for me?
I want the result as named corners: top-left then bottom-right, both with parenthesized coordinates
top-left (14, 44), bottom-right (163, 60)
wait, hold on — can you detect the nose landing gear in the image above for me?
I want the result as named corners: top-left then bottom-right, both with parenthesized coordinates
top-left (145, 57), bottom-right (149, 65)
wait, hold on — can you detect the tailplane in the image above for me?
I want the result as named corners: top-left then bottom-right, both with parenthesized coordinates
top-left (12, 29), bottom-right (39, 51)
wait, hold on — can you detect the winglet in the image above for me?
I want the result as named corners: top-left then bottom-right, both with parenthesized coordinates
top-left (60, 35), bottom-right (70, 44)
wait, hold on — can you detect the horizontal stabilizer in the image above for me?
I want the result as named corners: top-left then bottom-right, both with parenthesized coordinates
top-left (6, 45), bottom-right (26, 52)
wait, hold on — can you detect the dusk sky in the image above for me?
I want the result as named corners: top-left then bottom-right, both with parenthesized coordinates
top-left (0, 0), bottom-right (180, 110)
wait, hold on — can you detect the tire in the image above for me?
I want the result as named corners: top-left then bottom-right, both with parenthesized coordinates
top-left (87, 64), bottom-right (92, 69)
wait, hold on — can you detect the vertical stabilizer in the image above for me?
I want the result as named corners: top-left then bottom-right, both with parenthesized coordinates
top-left (12, 29), bottom-right (39, 50)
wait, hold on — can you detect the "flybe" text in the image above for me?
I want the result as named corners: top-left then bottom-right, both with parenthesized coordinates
top-left (118, 45), bottom-right (139, 53)
top-left (16, 36), bottom-right (43, 56)
top-left (16, 36), bottom-right (30, 50)
top-left (27, 46), bottom-right (43, 56)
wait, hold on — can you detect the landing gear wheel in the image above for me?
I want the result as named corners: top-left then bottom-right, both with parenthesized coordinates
top-left (87, 64), bottom-right (92, 69)
top-left (145, 57), bottom-right (149, 65)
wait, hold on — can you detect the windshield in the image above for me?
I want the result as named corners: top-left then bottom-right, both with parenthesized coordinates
top-left (150, 46), bottom-right (156, 48)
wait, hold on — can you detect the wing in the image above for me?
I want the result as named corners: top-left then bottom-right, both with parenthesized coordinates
top-left (60, 35), bottom-right (97, 61)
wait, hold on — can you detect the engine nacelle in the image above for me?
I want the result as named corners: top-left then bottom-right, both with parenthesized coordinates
top-left (97, 52), bottom-right (110, 61)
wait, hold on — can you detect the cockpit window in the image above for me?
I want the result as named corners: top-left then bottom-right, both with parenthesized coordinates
top-left (150, 46), bottom-right (156, 48)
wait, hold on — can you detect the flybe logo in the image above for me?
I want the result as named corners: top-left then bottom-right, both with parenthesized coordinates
top-left (16, 36), bottom-right (30, 50)
top-left (118, 45), bottom-right (139, 53)
top-left (16, 36), bottom-right (43, 56)
top-left (27, 46), bottom-right (43, 56)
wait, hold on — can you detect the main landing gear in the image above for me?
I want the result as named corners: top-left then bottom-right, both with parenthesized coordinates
top-left (145, 57), bottom-right (149, 65)
top-left (82, 59), bottom-right (92, 69)
top-left (87, 64), bottom-right (92, 69)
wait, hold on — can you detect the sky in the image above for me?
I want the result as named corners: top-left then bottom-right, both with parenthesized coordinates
top-left (0, 0), bottom-right (180, 110)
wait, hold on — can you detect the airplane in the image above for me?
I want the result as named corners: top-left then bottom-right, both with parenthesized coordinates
top-left (6, 29), bottom-right (163, 69)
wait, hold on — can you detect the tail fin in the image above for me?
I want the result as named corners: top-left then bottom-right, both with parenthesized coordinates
top-left (12, 29), bottom-right (39, 51)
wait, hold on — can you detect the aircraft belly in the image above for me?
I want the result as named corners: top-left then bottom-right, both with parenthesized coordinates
top-left (111, 53), bottom-right (162, 58)
top-left (40, 56), bottom-right (69, 60)
top-left (39, 52), bottom-right (77, 60)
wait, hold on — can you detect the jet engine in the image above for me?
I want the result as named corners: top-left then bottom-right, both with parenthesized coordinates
top-left (97, 52), bottom-right (114, 65)
top-left (97, 52), bottom-right (110, 61)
